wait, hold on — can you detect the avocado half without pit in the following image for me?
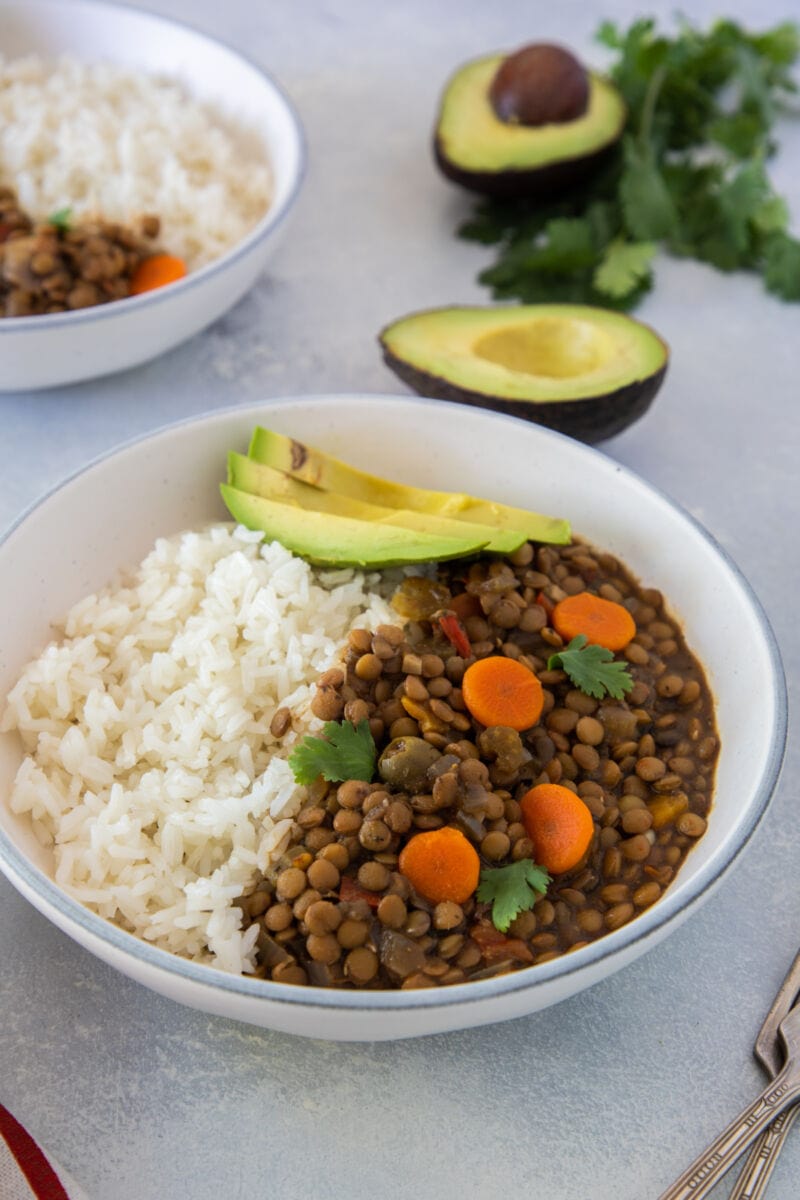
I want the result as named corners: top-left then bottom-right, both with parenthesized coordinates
top-left (379, 305), bottom-right (669, 443)
top-left (434, 43), bottom-right (626, 196)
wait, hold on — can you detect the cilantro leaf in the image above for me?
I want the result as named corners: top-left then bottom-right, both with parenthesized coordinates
top-left (593, 238), bottom-right (655, 300)
top-left (751, 194), bottom-right (789, 236)
top-left (547, 634), bottom-right (634, 701)
top-left (288, 719), bottom-right (376, 786)
top-left (477, 859), bottom-right (551, 933)
top-left (524, 217), bottom-right (598, 272)
top-left (762, 232), bottom-right (800, 300)
top-left (47, 206), bottom-right (72, 231)
top-left (619, 139), bottom-right (677, 241)
top-left (717, 160), bottom-right (772, 254)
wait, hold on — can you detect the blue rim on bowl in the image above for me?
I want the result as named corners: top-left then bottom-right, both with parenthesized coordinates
top-left (0, 395), bottom-right (788, 1025)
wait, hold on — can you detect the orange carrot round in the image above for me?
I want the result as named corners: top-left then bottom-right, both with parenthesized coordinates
top-left (462, 655), bottom-right (544, 731)
top-left (520, 783), bottom-right (595, 875)
top-left (398, 826), bottom-right (480, 904)
top-left (551, 591), bottom-right (636, 651)
top-left (129, 252), bottom-right (187, 296)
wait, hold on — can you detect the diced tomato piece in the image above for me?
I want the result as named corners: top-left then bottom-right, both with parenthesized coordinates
top-left (470, 921), bottom-right (508, 948)
top-left (481, 939), bottom-right (534, 964)
top-left (449, 592), bottom-right (481, 621)
top-left (339, 875), bottom-right (381, 908)
top-left (536, 590), bottom-right (555, 619)
top-left (471, 920), bottom-right (534, 963)
top-left (439, 612), bottom-right (472, 659)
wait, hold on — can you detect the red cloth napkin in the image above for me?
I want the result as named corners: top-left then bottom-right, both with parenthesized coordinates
top-left (0, 1104), bottom-right (82, 1200)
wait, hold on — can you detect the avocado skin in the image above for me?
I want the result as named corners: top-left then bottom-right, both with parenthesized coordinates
top-left (380, 349), bottom-right (668, 445)
top-left (433, 135), bottom-right (619, 199)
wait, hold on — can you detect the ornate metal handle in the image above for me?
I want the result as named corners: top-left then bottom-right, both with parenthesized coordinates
top-left (727, 1104), bottom-right (800, 1200)
top-left (657, 1067), bottom-right (800, 1200)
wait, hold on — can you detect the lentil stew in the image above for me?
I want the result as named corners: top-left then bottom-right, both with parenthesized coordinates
top-left (0, 186), bottom-right (181, 317)
top-left (237, 535), bottom-right (719, 990)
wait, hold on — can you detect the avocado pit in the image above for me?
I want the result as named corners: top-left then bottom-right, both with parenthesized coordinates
top-left (489, 44), bottom-right (590, 127)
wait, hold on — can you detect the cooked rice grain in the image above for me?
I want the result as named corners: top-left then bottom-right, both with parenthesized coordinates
top-left (1, 525), bottom-right (396, 973)
top-left (0, 55), bottom-right (272, 269)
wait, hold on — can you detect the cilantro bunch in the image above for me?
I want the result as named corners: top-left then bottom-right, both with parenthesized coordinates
top-left (460, 17), bottom-right (800, 307)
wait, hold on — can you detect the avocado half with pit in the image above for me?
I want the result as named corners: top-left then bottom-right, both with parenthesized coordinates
top-left (434, 48), bottom-right (626, 197)
top-left (379, 304), bottom-right (669, 443)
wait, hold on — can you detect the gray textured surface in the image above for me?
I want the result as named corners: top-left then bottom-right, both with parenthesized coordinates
top-left (1, 1), bottom-right (799, 1197)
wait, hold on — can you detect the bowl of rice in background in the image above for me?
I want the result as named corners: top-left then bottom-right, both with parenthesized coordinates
top-left (0, 0), bottom-right (305, 390)
top-left (0, 395), bottom-right (786, 1041)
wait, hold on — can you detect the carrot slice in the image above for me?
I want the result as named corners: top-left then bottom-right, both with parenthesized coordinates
top-left (129, 253), bottom-right (187, 295)
top-left (551, 592), bottom-right (636, 651)
top-left (461, 655), bottom-right (544, 731)
top-left (398, 826), bottom-right (480, 905)
top-left (520, 783), bottom-right (595, 875)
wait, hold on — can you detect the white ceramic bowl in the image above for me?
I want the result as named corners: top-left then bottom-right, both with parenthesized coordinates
top-left (0, 396), bottom-right (786, 1040)
top-left (0, 0), bottom-right (305, 391)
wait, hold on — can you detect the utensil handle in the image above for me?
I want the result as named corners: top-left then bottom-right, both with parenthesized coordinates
top-left (727, 1104), bottom-right (800, 1200)
top-left (657, 1069), bottom-right (800, 1200)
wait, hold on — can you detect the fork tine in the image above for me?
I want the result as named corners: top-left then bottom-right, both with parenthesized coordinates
top-left (754, 948), bottom-right (800, 1077)
top-left (726, 949), bottom-right (800, 1200)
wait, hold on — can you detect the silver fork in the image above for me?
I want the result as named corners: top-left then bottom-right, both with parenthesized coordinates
top-left (657, 1000), bottom-right (800, 1200)
top-left (727, 950), bottom-right (800, 1200)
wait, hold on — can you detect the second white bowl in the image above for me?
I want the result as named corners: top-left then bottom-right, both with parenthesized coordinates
top-left (0, 0), bottom-right (305, 390)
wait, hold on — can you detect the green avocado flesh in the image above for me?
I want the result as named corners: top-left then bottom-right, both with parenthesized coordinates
top-left (436, 54), bottom-right (626, 176)
top-left (380, 305), bottom-right (667, 404)
top-left (220, 484), bottom-right (491, 568)
top-left (228, 453), bottom-right (527, 554)
top-left (247, 427), bottom-right (570, 545)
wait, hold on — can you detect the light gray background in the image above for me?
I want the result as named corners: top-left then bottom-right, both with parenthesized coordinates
top-left (1, 1), bottom-right (799, 1197)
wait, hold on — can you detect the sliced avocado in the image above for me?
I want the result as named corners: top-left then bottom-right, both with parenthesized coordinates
top-left (247, 428), bottom-right (571, 544)
top-left (434, 48), bottom-right (626, 197)
top-left (379, 304), bottom-right (669, 444)
top-left (220, 484), bottom-right (490, 568)
top-left (228, 452), bottom-right (527, 554)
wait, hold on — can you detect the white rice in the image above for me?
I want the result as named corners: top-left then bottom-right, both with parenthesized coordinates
top-left (0, 54), bottom-right (273, 269)
top-left (1, 524), bottom-right (397, 974)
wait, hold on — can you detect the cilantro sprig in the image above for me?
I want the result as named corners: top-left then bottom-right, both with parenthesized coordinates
top-left (459, 16), bottom-right (800, 307)
top-left (288, 719), bottom-right (376, 785)
top-left (477, 859), bottom-right (551, 933)
top-left (47, 206), bottom-right (72, 232)
top-left (547, 634), bottom-right (633, 700)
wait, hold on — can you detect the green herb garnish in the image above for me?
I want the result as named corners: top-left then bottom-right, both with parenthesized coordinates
top-left (477, 859), bottom-right (551, 933)
top-left (547, 634), bottom-right (634, 700)
top-left (459, 16), bottom-right (800, 308)
top-left (288, 719), bottom-right (376, 785)
top-left (47, 206), bottom-right (72, 232)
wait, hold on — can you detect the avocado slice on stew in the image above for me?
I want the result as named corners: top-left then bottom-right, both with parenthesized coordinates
top-left (219, 484), bottom-right (490, 568)
top-left (227, 452), bottom-right (528, 555)
top-left (246, 428), bottom-right (571, 544)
